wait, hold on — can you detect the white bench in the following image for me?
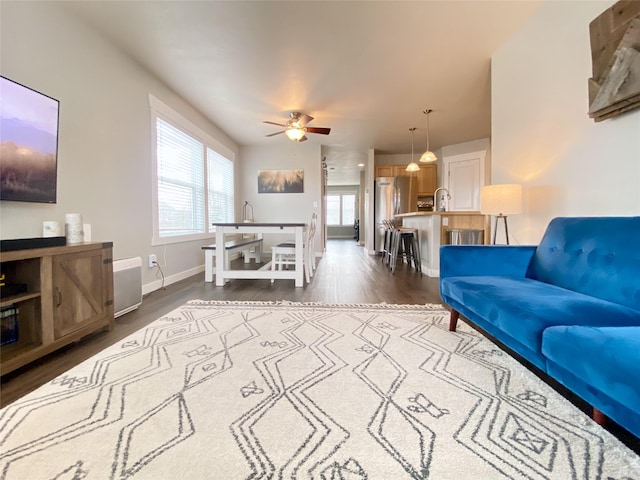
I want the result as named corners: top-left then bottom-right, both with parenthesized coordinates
top-left (202, 236), bottom-right (263, 282)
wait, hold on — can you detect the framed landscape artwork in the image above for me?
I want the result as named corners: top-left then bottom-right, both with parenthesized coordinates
top-left (0, 76), bottom-right (60, 203)
top-left (258, 169), bottom-right (304, 194)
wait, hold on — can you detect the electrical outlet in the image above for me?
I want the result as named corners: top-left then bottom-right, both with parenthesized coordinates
top-left (148, 254), bottom-right (157, 268)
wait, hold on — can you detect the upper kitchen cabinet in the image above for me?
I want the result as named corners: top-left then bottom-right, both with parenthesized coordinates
top-left (443, 150), bottom-right (486, 211)
top-left (415, 164), bottom-right (437, 196)
top-left (393, 166), bottom-right (410, 177)
top-left (375, 164), bottom-right (437, 195)
top-left (375, 165), bottom-right (395, 177)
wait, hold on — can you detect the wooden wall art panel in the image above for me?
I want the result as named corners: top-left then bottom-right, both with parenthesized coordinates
top-left (588, 0), bottom-right (640, 121)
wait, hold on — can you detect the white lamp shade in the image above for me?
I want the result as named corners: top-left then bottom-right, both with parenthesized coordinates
top-left (419, 150), bottom-right (437, 163)
top-left (405, 162), bottom-right (420, 172)
top-left (480, 184), bottom-right (522, 215)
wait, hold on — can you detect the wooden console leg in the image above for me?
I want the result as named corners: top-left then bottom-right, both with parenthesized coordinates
top-left (593, 408), bottom-right (607, 426)
top-left (449, 309), bottom-right (460, 332)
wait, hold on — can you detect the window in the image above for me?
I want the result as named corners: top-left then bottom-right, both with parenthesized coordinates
top-left (150, 95), bottom-right (234, 245)
top-left (207, 148), bottom-right (234, 225)
top-left (326, 193), bottom-right (356, 226)
top-left (156, 118), bottom-right (205, 237)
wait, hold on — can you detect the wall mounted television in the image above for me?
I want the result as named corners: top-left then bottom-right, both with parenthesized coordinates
top-left (0, 76), bottom-right (59, 203)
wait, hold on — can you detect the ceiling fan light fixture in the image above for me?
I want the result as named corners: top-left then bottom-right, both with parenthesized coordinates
top-left (420, 109), bottom-right (438, 163)
top-left (285, 128), bottom-right (305, 141)
top-left (265, 112), bottom-right (329, 141)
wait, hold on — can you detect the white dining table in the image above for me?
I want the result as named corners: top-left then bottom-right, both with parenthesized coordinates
top-left (211, 222), bottom-right (306, 287)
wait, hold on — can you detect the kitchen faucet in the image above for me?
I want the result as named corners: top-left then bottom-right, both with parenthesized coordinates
top-left (433, 187), bottom-right (450, 211)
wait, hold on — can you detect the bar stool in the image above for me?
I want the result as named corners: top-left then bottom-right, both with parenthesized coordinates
top-left (389, 224), bottom-right (422, 275)
top-left (383, 219), bottom-right (405, 267)
top-left (381, 219), bottom-right (395, 265)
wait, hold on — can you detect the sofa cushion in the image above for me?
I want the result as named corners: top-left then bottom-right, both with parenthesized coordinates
top-left (526, 216), bottom-right (640, 311)
top-left (542, 325), bottom-right (640, 437)
top-left (440, 275), bottom-right (640, 357)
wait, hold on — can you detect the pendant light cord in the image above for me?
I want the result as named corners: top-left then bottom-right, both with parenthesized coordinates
top-left (424, 109), bottom-right (432, 151)
top-left (410, 127), bottom-right (415, 159)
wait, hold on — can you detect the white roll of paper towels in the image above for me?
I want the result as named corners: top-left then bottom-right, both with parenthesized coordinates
top-left (65, 213), bottom-right (84, 244)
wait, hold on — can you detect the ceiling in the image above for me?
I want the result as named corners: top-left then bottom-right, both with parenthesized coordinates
top-left (61, 1), bottom-right (541, 185)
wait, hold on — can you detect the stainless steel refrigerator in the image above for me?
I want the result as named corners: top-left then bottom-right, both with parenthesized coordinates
top-left (374, 176), bottom-right (416, 252)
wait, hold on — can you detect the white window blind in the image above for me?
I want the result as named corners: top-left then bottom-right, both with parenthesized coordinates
top-left (150, 94), bottom-right (235, 245)
top-left (326, 192), bottom-right (356, 226)
top-left (156, 118), bottom-right (205, 237)
top-left (208, 147), bottom-right (234, 224)
top-left (326, 195), bottom-right (341, 225)
top-left (342, 194), bottom-right (356, 225)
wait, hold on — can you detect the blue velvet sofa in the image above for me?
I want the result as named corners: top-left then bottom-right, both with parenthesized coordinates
top-left (439, 216), bottom-right (640, 439)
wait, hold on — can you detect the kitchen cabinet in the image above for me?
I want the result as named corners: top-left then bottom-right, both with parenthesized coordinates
top-left (0, 242), bottom-right (114, 375)
top-left (415, 164), bottom-right (437, 196)
top-left (443, 150), bottom-right (486, 211)
top-left (393, 165), bottom-right (410, 177)
top-left (375, 165), bottom-right (395, 177)
top-left (375, 164), bottom-right (437, 195)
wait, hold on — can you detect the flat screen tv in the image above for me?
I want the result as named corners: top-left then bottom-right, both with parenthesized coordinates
top-left (0, 76), bottom-right (59, 203)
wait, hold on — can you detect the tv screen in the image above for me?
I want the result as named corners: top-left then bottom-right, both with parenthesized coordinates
top-left (0, 76), bottom-right (59, 203)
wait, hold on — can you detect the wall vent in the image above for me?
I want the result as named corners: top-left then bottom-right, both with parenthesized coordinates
top-left (113, 257), bottom-right (142, 318)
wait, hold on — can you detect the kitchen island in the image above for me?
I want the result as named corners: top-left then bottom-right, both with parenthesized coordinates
top-left (394, 212), bottom-right (490, 277)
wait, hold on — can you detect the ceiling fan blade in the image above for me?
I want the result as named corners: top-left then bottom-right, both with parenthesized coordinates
top-left (305, 127), bottom-right (331, 135)
top-left (298, 114), bottom-right (313, 126)
top-left (265, 130), bottom-right (286, 137)
top-left (299, 135), bottom-right (309, 142)
top-left (263, 121), bottom-right (287, 127)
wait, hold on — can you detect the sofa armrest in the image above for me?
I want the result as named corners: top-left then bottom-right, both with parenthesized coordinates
top-left (439, 245), bottom-right (537, 278)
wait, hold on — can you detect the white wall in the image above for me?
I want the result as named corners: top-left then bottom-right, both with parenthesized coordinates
top-left (364, 149), bottom-right (375, 254)
top-left (239, 143), bottom-right (323, 256)
top-left (0, 2), bottom-right (239, 291)
top-left (492, 0), bottom-right (640, 244)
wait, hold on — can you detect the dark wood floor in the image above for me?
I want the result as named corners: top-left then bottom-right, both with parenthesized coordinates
top-left (1, 239), bottom-right (638, 453)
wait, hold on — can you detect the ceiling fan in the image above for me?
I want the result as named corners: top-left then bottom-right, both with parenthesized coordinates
top-left (263, 112), bottom-right (331, 142)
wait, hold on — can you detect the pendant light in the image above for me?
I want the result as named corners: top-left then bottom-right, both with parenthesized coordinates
top-left (405, 127), bottom-right (420, 172)
top-left (419, 109), bottom-right (437, 163)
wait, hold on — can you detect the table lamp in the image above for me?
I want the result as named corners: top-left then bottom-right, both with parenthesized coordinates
top-left (480, 184), bottom-right (522, 244)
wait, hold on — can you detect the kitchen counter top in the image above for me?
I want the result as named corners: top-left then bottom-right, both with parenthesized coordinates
top-left (395, 211), bottom-right (484, 218)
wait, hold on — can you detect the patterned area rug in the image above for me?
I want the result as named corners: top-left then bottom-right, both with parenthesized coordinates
top-left (1, 301), bottom-right (639, 479)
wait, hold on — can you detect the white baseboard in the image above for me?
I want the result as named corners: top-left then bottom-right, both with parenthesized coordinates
top-left (426, 267), bottom-right (440, 278)
top-left (143, 264), bottom-right (204, 295)
top-left (142, 253), bottom-right (325, 295)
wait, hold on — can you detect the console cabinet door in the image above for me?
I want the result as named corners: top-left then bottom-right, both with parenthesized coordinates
top-left (52, 249), bottom-right (109, 339)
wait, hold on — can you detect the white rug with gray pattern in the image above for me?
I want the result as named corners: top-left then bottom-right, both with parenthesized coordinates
top-left (1, 301), bottom-right (639, 479)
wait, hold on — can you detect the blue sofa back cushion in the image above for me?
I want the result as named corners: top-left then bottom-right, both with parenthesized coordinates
top-left (526, 217), bottom-right (640, 311)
